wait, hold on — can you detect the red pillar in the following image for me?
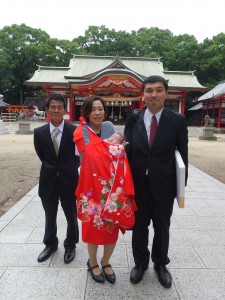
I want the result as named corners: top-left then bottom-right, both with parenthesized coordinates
top-left (70, 94), bottom-right (76, 122)
top-left (44, 87), bottom-right (50, 123)
top-left (180, 92), bottom-right (186, 114)
top-left (218, 98), bottom-right (222, 128)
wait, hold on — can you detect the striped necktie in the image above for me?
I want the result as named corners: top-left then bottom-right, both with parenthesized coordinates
top-left (52, 128), bottom-right (60, 155)
top-left (149, 115), bottom-right (157, 148)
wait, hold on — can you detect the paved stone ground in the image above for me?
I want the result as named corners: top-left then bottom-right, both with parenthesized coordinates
top-left (0, 165), bottom-right (225, 299)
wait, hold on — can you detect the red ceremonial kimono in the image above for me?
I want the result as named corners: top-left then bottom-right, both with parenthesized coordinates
top-left (73, 118), bottom-right (136, 245)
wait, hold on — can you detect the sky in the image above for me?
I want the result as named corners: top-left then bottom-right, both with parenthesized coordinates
top-left (0, 0), bottom-right (224, 42)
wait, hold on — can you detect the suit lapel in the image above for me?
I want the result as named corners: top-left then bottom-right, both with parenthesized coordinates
top-left (58, 122), bottom-right (70, 155)
top-left (136, 109), bottom-right (149, 147)
top-left (43, 123), bottom-right (55, 154)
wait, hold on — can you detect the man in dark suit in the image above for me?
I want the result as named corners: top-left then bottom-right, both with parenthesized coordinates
top-left (124, 75), bottom-right (188, 288)
top-left (34, 93), bottom-right (79, 264)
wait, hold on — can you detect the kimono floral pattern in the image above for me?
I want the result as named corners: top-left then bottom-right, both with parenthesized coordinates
top-left (77, 178), bottom-right (118, 237)
top-left (77, 145), bottom-right (135, 232)
top-left (74, 120), bottom-right (136, 244)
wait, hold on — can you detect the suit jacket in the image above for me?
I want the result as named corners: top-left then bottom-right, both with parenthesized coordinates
top-left (34, 122), bottom-right (79, 201)
top-left (124, 107), bottom-right (188, 204)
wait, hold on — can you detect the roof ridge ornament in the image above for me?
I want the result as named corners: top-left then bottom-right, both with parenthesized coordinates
top-left (111, 56), bottom-right (124, 69)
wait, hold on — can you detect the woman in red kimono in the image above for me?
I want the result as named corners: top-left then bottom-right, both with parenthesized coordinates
top-left (74, 95), bottom-right (136, 284)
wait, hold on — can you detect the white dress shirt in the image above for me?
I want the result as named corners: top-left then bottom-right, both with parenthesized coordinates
top-left (50, 121), bottom-right (64, 147)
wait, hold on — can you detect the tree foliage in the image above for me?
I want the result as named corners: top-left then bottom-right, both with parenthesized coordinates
top-left (74, 25), bottom-right (135, 56)
top-left (0, 24), bottom-right (81, 104)
top-left (0, 24), bottom-right (50, 103)
top-left (197, 33), bottom-right (225, 88)
top-left (0, 23), bottom-right (225, 105)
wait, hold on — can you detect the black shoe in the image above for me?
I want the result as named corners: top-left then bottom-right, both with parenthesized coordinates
top-left (154, 264), bottom-right (172, 288)
top-left (130, 265), bottom-right (148, 284)
top-left (37, 246), bottom-right (58, 262)
top-left (64, 249), bottom-right (75, 264)
top-left (101, 259), bottom-right (116, 284)
top-left (87, 259), bottom-right (105, 283)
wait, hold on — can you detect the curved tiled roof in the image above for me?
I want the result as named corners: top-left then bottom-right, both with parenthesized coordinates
top-left (25, 55), bottom-right (206, 91)
top-left (26, 66), bottom-right (70, 85)
top-left (198, 80), bottom-right (225, 101)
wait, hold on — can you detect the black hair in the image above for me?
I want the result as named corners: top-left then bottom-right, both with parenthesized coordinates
top-left (46, 93), bottom-right (66, 109)
top-left (142, 75), bottom-right (168, 92)
top-left (81, 95), bottom-right (108, 122)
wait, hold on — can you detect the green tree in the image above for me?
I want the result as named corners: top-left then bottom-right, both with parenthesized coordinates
top-left (0, 24), bottom-right (82, 104)
top-left (197, 33), bottom-right (225, 88)
top-left (38, 38), bottom-right (84, 67)
top-left (169, 34), bottom-right (200, 71)
top-left (74, 25), bottom-right (135, 56)
top-left (130, 27), bottom-right (177, 65)
top-left (0, 24), bottom-right (51, 104)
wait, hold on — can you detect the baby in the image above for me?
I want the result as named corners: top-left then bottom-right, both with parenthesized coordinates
top-left (106, 133), bottom-right (125, 144)
top-left (78, 133), bottom-right (125, 175)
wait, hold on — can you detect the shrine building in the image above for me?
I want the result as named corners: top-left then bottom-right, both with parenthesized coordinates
top-left (25, 55), bottom-right (206, 123)
top-left (197, 80), bottom-right (225, 128)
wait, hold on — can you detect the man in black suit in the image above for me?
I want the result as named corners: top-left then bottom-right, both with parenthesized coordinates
top-left (124, 75), bottom-right (188, 288)
top-left (34, 93), bottom-right (79, 264)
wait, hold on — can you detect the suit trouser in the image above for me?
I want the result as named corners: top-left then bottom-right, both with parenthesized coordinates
top-left (132, 176), bottom-right (174, 267)
top-left (41, 178), bottom-right (79, 250)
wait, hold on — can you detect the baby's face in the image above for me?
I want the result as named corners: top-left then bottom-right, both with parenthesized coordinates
top-left (108, 134), bottom-right (121, 144)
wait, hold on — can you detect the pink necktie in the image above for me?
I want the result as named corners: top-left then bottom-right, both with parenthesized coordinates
top-left (149, 115), bottom-right (157, 147)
